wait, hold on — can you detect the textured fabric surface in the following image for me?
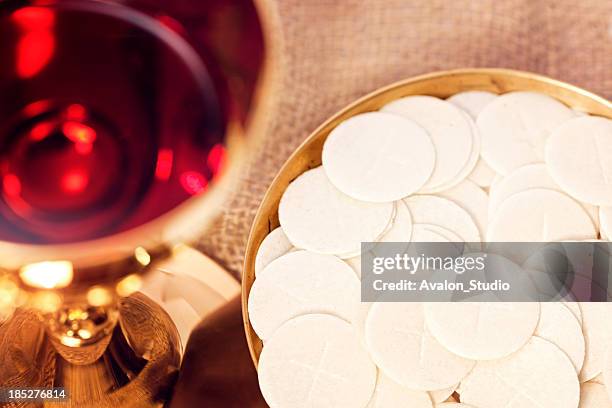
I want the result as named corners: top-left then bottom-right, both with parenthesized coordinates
top-left (197, 0), bottom-right (612, 276)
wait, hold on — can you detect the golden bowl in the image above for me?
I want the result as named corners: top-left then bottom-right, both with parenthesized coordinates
top-left (241, 68), bottom-right (612, 366)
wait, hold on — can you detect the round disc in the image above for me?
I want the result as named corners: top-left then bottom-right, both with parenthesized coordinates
top-left (489, 163), bottom-right (597, 224)
top-left (478, 91), bottom-right (575, 175)
top-left (545, 116), bottom-right (612, 205)
top-left (322, 111), bottom-right (435, 202)
top-left (425, 301), bottom-right (540, 360)
top-left (404, 195), bottom-right (481, 242)
top-left (487, 189), bottom-right (596, 243)
top-left (279, 166), bottom-right (393, 256)
top-left (258, 314), bottom-right (377, 408)
top-left (365, 302), bottom-right (475, 391)
top-left (381, 96), bottom-right (475, 192)
top-left (255, 227), bottom-right (294, 276)
top-left (460, 337), bottom-right (580, 408)
top-left (248, 250), bottom-right (360, 340)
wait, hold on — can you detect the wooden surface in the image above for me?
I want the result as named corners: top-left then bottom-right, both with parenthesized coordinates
top-left (241, 68), bottom-right (612, 367)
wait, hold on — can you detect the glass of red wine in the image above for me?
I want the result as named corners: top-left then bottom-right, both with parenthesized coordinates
top-left (0, 0), bottom-right (262, 368)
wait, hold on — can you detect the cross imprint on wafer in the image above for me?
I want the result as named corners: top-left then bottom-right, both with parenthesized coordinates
top-left (393, 323), bottom-right (429, 365)
top-left (495, 371), bottom-right (546, 408)
top-left (289, 342), bottom-right (348, 404)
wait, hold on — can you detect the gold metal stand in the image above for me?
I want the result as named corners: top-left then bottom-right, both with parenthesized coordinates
top-left (1, 293), bottom-right (180, 408)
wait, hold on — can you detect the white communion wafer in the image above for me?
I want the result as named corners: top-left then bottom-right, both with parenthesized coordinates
top-left (460, 336), bottom-right (580, 408)
top-left (322, 111), bottom-right (436, 202)
top-left (278, 167), bottom-right (393, 256)
top-left (381, 96), bottom-right (476, 192)
top-left (404, 195), bottom-right (481, 242)
top-left (258, 314), bottom-right (377, 408)
top-left (365, 302), bottom-right (475, 391)
top-left (248, 250), bottom-right (360, 340)
top-left (489, 163), bottom-right (598, 224)
top-left (478, 91), bottom-right (576, 175)
top-left (580, 302), bottom-right (612, 382)
top-left (255, 227), bottom-right (294, 276)
top-left (546, 116), bottom-right (612, 205)
top-left (447, 90), bottom-right (497, 120)
top-left (487, 188), bottom-right (597, 243)
top-left (603, 346), bottom-right (612, 401)
top-left (425, 301), bottom-right (540, 360)
top-left (437, 180), bottom-right (488, 239)
top-left (428, 385), bottom-right (457, 404)
top-left (535, 302), bottom-right (586, 374)
top-left (578, 382), bottom-right (611, 408)
top-left (367, 373), bottom-right (433, 408)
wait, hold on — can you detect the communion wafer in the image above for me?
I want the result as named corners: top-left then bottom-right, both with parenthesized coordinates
top-left (488, 163), bottom-right (597, 224)
top-left (404, 195), bottom-right (480, 242)
top-left (447, 90), bottom-right (497, 120)
top-left (255, 226), bottom-right (294, 276)
top-left (580, 302), bottom-right (612, 382)
top-left (535, 302), bottom-right (586, 374)
top-left (436, 179), bottom-right (488, 239)
top-left (478, 91), bottom-right (576, 175)
top-left (381, 96), bottom-right (477, 192)
top-left (258, 314), bottom-right (377, 408)
top-left (248, 250), bottom-right (360, 340)
top-left (487, 188), bottom-right (597, 243)
top-left (578, 382), bottom-right (611, 408)
top-left (366, 373), bottom-right (433, 408)
top-left (546, 116), bottom-right (612, 206)
top-left (460, 336), bottom-right (580, 408)
top-left (322, 112), bottom-right (435, 202)
top-left (424, 301), bottom-right (540, 360)
top-left (278, 166), bottom-right (393, 256)
top-left (364, 302), bottom-right (475, 391)
top-left (251, 87), bottom-right (612, 407)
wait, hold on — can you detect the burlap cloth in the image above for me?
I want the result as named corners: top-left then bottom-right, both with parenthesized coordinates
top-left (197, 0), bottom-right (612, 277)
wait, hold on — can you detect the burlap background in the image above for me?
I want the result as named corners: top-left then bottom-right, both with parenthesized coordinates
top-left (197, 0), bottom-right (612, 277)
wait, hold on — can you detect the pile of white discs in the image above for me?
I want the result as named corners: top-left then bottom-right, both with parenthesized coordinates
top-left (248, 90), bottom-right (612, 408)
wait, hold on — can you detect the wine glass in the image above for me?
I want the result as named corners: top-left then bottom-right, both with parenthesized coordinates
top-left (0, 0), bottom-right (261, 405)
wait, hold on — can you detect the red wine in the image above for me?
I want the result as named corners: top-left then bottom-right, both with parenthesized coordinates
top-left (0, 1), bottom-right (230, 244)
